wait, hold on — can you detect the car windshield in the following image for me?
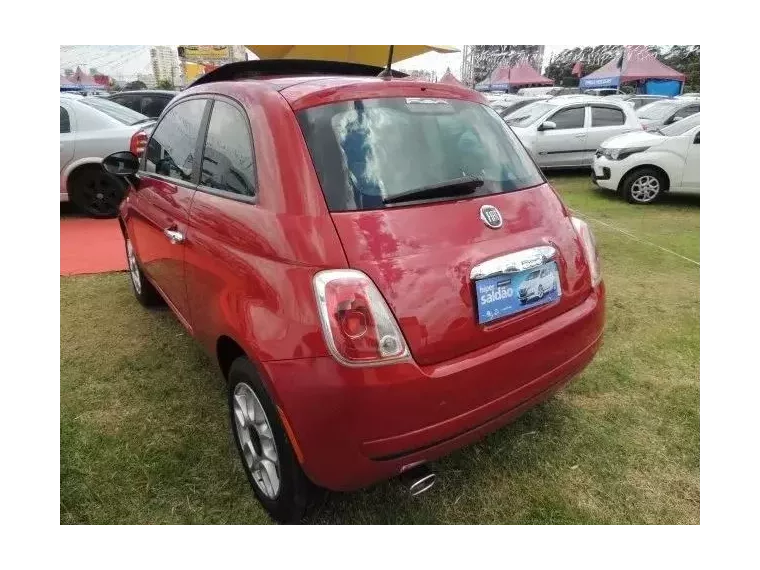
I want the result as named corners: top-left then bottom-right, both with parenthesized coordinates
top-left (637, 100), bottom-right (681, 120)
top-left (297, 97), bottom-right (544, 211)
top-left (504, 102), bottom-right (555, 127)
top-left (79, 96), bottom-right (149, 125)
top-left (526, 271), bottom-right (540, 280)
top-left (659, 113), bottom-right (700, 136)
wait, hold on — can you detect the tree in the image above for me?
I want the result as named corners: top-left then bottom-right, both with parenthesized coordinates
top-left (156, 79), bottom-right (175, 90)
top-left (125, 80), bottom-right (147, 91)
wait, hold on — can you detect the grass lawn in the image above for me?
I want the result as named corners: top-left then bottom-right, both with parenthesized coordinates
top-left (60, 173), bottom-right (699, 524)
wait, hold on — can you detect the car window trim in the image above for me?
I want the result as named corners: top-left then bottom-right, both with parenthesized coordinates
top-left (139, 95), bottom-right (212, 186)
top-left (546, 104), bottom-right (586, 130)
top-left (589, 104), bottom-right (626, 128)
top-left (194, 94), bottom-right (259, 205)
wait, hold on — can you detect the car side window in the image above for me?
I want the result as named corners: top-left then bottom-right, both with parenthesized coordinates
top-left (548, 107), bottom-right (585, 130)
top-left (144, 98), bottom-right (207, 183)
top-left (590, 106), bottom-right (625, 127)
top-left (60, 106), bottom-right (70, 133)
top-left (200, 99), bottom-right (256, 197)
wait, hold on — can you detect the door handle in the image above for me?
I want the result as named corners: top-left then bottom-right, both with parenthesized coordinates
top-left (574, 133), bottom-right (585, 138)
top-left (163, 228), bottom-right (184, 244)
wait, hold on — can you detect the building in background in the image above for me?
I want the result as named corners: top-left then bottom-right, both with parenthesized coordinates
top-left (150, 45), bottom-right (180, 87)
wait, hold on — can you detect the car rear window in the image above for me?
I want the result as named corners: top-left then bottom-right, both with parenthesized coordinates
top-left (637, 100), bottom-right (679, 120)
top-left (80, 96), bottom-right (148, 125)
top-left (297, 97), bottom-right (543, 211)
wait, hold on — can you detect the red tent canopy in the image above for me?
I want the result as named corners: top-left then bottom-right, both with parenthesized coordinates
top-left (439, 68), bottom-right (465, 87)
top-left (583, 46), bottom-right (685, 83)
top-left (489, 63), bottom-right (553, 89)
top-left (72, 66), bottom-right (101, 88)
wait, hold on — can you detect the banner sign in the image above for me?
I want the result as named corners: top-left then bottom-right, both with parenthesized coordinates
top-left (178, 45), bottom-right (231, 61)
top-left (579, 76), bottom-right (620, 89)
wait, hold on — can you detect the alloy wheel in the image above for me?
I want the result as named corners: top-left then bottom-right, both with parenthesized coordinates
top-left (630, 175), bottom-right (660, 203)
top-left (232, 383), bottom-right (281, 499)
top-left (126, 239), bottom-right (142, 295)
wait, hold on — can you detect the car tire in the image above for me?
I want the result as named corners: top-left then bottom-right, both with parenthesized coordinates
top-left (622, 168), bottom-right (664, 205)
top-left (227, 356), bottom-right (315, 524)
top-left (124, 236), bottom-right (163, 307)
top-left (68, 165), bottom-right (127, 218)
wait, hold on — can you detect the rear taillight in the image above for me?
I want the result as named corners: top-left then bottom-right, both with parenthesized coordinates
top-left (571, 217), bottom-right (602, 287)
top-left (313, 270), bottom-right (409, 366)
top-left (130, 130), bottom-right (148, 157)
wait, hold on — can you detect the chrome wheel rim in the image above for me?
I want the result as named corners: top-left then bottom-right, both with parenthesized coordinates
top-left (630, 175), bottom-right (660, 203)
top-left (126, 239), bottom-right (141, 295)
top-left (232, 383), bottom-right (281, 499)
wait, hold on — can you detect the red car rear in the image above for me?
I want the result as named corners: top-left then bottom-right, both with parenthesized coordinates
top-left (105, 61), bottom-right (605, 523)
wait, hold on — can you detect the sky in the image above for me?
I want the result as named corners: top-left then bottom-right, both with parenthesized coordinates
top-left (60, 45), bottom-right (586, 80)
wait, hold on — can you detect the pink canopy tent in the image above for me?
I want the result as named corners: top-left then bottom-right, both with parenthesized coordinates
top-left (71, 66), bottom-right (101, 89)
top-left (439, 68), bottom-right (465, 87)
top-left (486, 63), bottom-right (553, 91)
top-left (580, 46), bottom-right (685, 92)
top-left (60, 75), bottom-right (82, 91)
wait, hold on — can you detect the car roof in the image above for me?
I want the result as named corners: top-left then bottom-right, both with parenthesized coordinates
top-left (110, 90), bottom-right (177, 96)
top-left (181, 74), bottom-right (485, 111)
top-left (544, 95), bottom-right (621, 106)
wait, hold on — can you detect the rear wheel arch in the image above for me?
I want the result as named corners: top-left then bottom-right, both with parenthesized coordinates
top-left (217, 335), bottom-right (248, 381)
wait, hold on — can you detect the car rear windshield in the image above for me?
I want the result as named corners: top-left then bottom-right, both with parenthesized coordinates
top-left (297, 97), bottom-right (543, 211)
top-left (80, 96), bottom-right (149, 125)
top-left (636, 100), bottom-right (680, 120)
top-left (660, 113), bottom-right (700, 136)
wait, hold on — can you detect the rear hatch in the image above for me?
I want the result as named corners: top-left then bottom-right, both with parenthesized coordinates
top-left (298, 96), bottom-right (593, 366)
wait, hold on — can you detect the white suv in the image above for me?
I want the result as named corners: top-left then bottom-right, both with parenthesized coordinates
top-left (506, 97), bottom-right (642, 169)
top-left (592, 113), bottom-right (700, 204)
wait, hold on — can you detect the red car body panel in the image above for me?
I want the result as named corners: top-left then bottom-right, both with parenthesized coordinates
top-left (119, 75), bottom-right (606, 492)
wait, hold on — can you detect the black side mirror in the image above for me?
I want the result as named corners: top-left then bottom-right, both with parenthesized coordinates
top-left (103, 152), bottom-right (140, 189)
top-left (103, 151), bottom-right (139, 176)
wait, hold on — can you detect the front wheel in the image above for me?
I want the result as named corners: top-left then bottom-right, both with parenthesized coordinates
top-left (125, 236), bottom-right (163, 307)
top-left (622, 168), bottom-right (664, 204)
top-left (228, 357), bottom-right (314, 523)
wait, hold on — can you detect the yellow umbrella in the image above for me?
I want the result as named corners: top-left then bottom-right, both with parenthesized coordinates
top-left (245, 45), bottom-right (459, 68)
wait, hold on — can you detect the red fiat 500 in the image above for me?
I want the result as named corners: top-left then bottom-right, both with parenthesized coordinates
top-left (104, 60), bottom-right (605, 523)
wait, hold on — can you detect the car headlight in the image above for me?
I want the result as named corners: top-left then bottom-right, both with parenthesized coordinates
top-left (602, 146), bottom-right (650, 161)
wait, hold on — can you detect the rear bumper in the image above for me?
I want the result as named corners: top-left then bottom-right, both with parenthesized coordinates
top-left (265, 285), bottom-right (605, 491)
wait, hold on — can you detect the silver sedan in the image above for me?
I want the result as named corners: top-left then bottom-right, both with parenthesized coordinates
top-left (60, 93), bottom-right (155, 217)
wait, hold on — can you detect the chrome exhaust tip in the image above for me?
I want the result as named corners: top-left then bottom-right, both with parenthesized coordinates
top-left (399, 464), bottom-right (436, 496)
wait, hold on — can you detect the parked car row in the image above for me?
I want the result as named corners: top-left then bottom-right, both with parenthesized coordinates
top-left (491, 91), bottom-right (700, 204)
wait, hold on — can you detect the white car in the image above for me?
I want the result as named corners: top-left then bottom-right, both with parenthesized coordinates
top-left (518, 266), bottom-right (557, 303)
top-left (635, 99), bottom-right (700, 132)
top-left (506, 97), bottom-right (642, 169)
top-left (60, 93), bottom-right (155, 217)
top-left (591, 113), bottom-right (700, 204)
